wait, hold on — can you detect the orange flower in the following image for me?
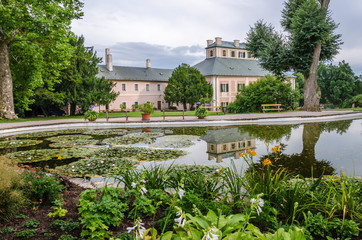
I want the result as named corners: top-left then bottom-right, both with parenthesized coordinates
top-left (263, 158), bottom-right (272, 166)
top-left (248, 150), bottom-right (257, 156)
top-left (239, 150), bottom-right (247, 158)
top-left (57, 156), bottom-right (62, 160)
top-left (272, 145), bottom-right (281, 153)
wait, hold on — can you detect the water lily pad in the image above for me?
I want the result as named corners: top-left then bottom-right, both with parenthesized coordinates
top-left (103, 132), bottom-right (164, 145)
top-left (90, 146), bottom-right (185, 161)
top-left (5, 148), bottom-right (97, 163)
top-left (82, 129), bottom-right (128, 136)
top-left (149, 135), bottom-right (198, 148)
top-left (57, 157), bottom-right (138, 177)
top-left (0, 139), bottom-right (43, 149)
top-left (16, 131), bottom-right (59, 138)
top-left (49, 139), bottom-right (98, 148)
top-left (55, 129), bottom-right (88, 134)
top-left (47, 134), bottom-right (93, 142)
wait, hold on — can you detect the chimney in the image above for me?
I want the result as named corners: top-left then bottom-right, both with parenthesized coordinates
top-left (234, 40), bottom-right (240, 47)
top-left (146, 59), bottom-right (151, 68)
top-left (207, 39), bottom-right (213, 46)
top-left (105, 48), bottom-right (113, 71)
top-left (215, 37), bottom-right (222, 45)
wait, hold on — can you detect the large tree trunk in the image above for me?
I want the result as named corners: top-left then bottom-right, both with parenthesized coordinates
top-left (303, 43), bottom-right (322, 111)
top-left (0, 42), bottom-right (18, 119)
top-left (302, 0), bottom-right (330, 112)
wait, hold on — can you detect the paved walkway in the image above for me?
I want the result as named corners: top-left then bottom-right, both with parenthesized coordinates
top-left (0, 110), bottom-right (361, 131)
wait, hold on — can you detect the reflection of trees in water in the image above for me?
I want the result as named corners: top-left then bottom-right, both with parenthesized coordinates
top-left (241, 120), bottom-right (353, 177)
top-left (238, 125), bottom-right (298, 142)
top-left (171, 127), bottom-right (208, 136)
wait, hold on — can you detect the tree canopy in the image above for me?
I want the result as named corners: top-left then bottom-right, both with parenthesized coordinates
top-left (318, 61), bottom-right (356, 107)
top-left (0, 0), bottom-right (83, 119)
top-left (227, 75), bottom-right (300, 113)
top-left (164, 64), bottom-right (213, 109)
top-left (246, 0), bottom-right (342, 111)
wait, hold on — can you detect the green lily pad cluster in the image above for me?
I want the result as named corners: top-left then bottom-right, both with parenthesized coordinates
top-left (57, 157), bottom-right (138, 177)
top-left (90, 146), bottom-right (185, 161)
top-left (0, 139), bottom-right (43, 149)
top-left (47, 134), bottom-right (93, 142)
top-left (149, 135), bottom-right (198, 148)
top-left (16, 131), bottom-right (59, 138)
top-left (103, 132), bottom-right (164, 145)
top-left (82, 129), bottom-right (128, 136)
top-left (47, 135), bottom-right (97, 148)
top-left (5, 148), bottom-right (97, 163)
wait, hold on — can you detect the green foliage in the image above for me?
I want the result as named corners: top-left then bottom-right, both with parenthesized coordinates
top-left (22, 168), bottom-right (65, 205)
top-left (303, 211), bottom-right (328, 238)
top-left (22, 219), bottom-right (40, 228)
top-left (195, 107), bottom-right (207, 119)
top-left (246, 0), bottom-right (341, 110)
top-left (318, 61), bottom-right (356, 107)
top-left (57, 35), bottom-right (118, 115)
top-left (0, 161), bottom-right (26, 221)
top-left (1, 0), bottom-right (84, 117)
top-left (48, 206), bottom-right (68, 218)
top-left (327, 218), bottom-right (360, 239)
top-left (51, 219), bottom-right (80, 232)
top-left (139, 102), bottom-right (155, 114)
top-left (78, 187), bottom-right (128, 240)
top-left (84, 110), bottom-right (98, 121)
top-left (57, 234), bottom-right (78, 240)
top-left (16, 229), bottom-right (37, 239)
top-left (352, 94), bottom-right (362, 107)
top-left (164, 63), bottom-right (213, 109)
top-left (0, 226), bottom-right (16, 234)
top-left (228, 75), bottom-right (299, 113)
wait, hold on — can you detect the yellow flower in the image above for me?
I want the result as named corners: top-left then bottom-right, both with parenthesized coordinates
top-left (57, 156), bottom-right (62, 160)
top-left (332, 178), bottom-right (341, 182)
top-left (239, 150), bottom-right (247, 157)
top-left (263, 158), bottom-right (272, 166)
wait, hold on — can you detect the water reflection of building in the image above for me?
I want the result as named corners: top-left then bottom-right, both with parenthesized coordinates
top-left (200, 127), bottom-right (256, 163)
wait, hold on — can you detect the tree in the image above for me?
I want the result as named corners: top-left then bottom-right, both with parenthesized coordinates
top-left (164, 64), bottom-right (213, 110)
top-left (227, 75), bottom-right (300, 113)
top-left (246, 0), bottom-right (342, 111)
top-left (318, 61), bottom-right (356, 107)
top-left (56, 35), bottom-right (118, 115)
top-left (0, 0), bottom-right (83, 119)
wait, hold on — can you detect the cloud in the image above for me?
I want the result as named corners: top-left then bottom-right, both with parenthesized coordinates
top-left (94, 42), bottom-right (205, 69)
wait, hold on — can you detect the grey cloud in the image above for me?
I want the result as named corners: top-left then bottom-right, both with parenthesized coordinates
top-left (94, 42), bottom-right (205, 70)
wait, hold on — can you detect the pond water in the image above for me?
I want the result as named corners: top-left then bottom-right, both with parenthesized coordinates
top-left (1, 119), bottom-right (361, 177)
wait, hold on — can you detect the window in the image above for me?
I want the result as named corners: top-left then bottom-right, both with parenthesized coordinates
top-left (222, 50), bottom-right (226, 56)
top-left (134, 101), bottom-right (138, 106)
top-left (248, 52), bottom-right (252, 58)
top-left (210, 144), bottom-right (214, 151)
top-left (231, 51), bottom-right (235, 57)
top-left (237, 83), bottom-right (245, 91)
top-left (210, 50), bottom-right (214, 57)
top-left (221, 102), bottom-right (228, 107)
top-left (239, 52), bottom-right (245, 58)
top-left (223, 145), bottom-right (227, 151)
top-left (122, 102), bottom-right (126, 108)
top-left (247, 141), bottom-right (251, 147)
top-left (231, 143), bottom-right (235, 149)
top-left (122, 83), bottom-right (126, 91)
top-left (135, 84), bottom-right (138, 91)
top-left (220, 84), bottom-right (229, 92)
top-left (146, 84), bottom-right (150, 91)
top-left (157, 84), bottom-right (161, 91)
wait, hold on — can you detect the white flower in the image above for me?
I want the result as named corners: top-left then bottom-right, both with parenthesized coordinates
top-left (127, 218), bottom-right (146, 240)
top-left (112, 164), bottom-right (116, 167)
top-left (71, 166), bottom-right (75, 168)
top-left (259, 199), bottom-right (264, 207)
top-left (174, 206), bottom-right (186, 227)
top-left (131, 182), bottom-right (137, 188)
top-left (87, 164), bottom-right (91, 167)
top-left (178, 189), bottom-right (185, 199)
top-left (72, 169), bottom-right (75, 172)
top-left (250, 198), bottom-right (256, 204)
top-left (203, 226), bottom-right (220, 240)
top-left (100, 160), bottom-right (104, 164)
top-left (140, 187), bottom-right (147, 195)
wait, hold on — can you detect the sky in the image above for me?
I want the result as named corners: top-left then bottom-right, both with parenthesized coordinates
top-left (71, 0), bottom-right (362, 75)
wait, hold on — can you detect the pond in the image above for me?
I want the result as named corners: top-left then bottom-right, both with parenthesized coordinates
top-left (1, 119), bottom-right (361, 178)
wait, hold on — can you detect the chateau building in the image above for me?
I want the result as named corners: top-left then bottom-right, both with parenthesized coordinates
top-left (96, 37), bottom-right (286, 111)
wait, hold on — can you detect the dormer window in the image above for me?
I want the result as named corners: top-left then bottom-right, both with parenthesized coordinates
top-left (222, 50), bottom-right (226, 57)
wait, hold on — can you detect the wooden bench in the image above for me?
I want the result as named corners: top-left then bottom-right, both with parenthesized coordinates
top-left (199, 106), bottom-right (223, 115)
top-left (261, 104), bottom-right (283, 113)
top-left (101, 109), bottom-right (134, 113)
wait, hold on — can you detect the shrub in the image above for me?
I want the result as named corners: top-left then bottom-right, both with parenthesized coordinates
top-left (22, 219), bottom-right (40, 228)
top-left (352, 94), bottom-right (362, 107)
top-left (51, 219), bottom-right (80, 231)
top-left (195, 107), bottom-right (207, 119)
top-left (84, 110), bottom-right (98, 121)
top-left (78, 187), bottom-right (128, 240)
top-left (0, 160), bottom-right (26, 221)
top-left (22, 168), bottom-right (65, 205)
top-left (227, 75), bottom-right (300, 113)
